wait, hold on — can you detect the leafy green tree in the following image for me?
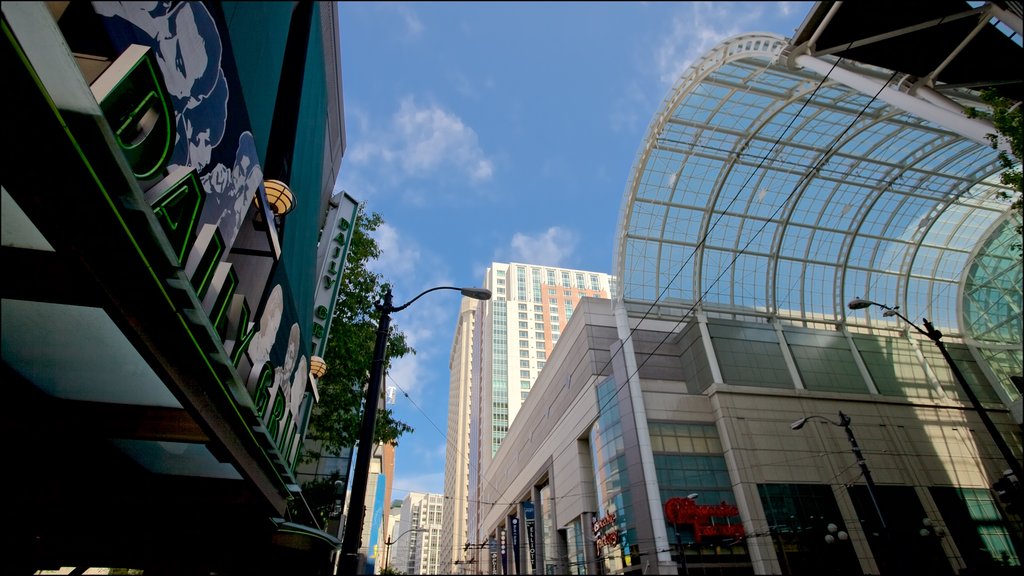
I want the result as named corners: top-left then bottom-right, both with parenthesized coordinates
top-left (305, 204), bottom-right (415, 459)
top-left (967, 88), bottom-right (1023, 253)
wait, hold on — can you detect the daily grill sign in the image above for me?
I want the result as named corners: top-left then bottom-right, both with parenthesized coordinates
top-left (94, 2), bottom-right (315, 477)
top-left (663, 498), bottom-right (745, 543)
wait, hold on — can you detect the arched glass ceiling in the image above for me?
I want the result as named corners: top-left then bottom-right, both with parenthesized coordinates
top-left (614, 33), bottom-right (1016, 336)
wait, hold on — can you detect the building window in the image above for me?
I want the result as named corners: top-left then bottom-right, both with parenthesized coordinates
top-left (519, 330), bottom-right (529, 338)
top-left (538, 361), bottom-right (546, 369)
top-left (520, 370), bottom-right (530, 378)
top-left (518, 303), bottom-right (527, 310)
top-left (519, 321), bottom-right (529, 329)
top-left (535, 332), bottom-right (545, 340)
top-left (520, 340), bottom-right (529, 348)
top-left (519, 312), bottom-right (528, 319)
top-left (537, 351), bottom-right (546, 360)
top-left (521, 380), bottom-right (531, 389)
top-left (535, 322), bottom-right (544, 330)
top-left (520, 349), bottom-right (529, 357)
top-left (520, 360), bottom-right (530, 368)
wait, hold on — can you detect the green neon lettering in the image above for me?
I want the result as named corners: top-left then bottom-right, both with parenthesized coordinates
top-left (94, 45), bottom-right (174, 180)
top-left (323, 275), bottom-right (336, 289)
top-left (232, 321), bottom-right (258, 368)
top-left (253, 362), bottom-right (274, 419)
top-left (266, 393), bottom-right (286, 443)
top-left (190, 227), bottom-right (225, 299)
top-left (315, 305), bottom-right (329, 320)
top-left (208, 266), bottom-right (238, 339)
top-left (145, 169), bottom-right (205, 265)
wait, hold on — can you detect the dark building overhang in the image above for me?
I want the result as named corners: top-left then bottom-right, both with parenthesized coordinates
top-left (791, 0), bottom-right (1023, 102)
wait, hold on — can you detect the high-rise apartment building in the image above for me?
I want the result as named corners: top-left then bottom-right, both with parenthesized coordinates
top-left (391, 492), bottom-right (445, 574)
top-left (480, 262), bottom-right (614, 456)
top-left (442, 262), bottom-right (613, 570)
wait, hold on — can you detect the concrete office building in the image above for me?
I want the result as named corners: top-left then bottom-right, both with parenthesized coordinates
top-left (5, 2), bottom-right (352, 574)
top-left (475, 4), bottom-right (1022, 576)
top-left (446, 262), bottom-right (614, 570)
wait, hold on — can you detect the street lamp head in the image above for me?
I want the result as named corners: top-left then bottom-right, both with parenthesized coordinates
top-left (847, 298), bottom-right (874, 310)
top-left (687, 493), bottom-right (700, 500)
top-left (460, 287), bottom-right (492, 301)
top-left (791, 417), bottom-right (809, 430)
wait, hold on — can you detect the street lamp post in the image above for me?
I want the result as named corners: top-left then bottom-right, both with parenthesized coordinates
top-left (340, 285), bottom-right (491, 574)
top-left (383, 526), bottom-right (428, 572)
top-left (791, 411), bottom-right (887, 533)
top-left (793, 411), bottom-right (889, 573)
top-left (668, 493), bottom-right (699, 575)
top-left (847, 298), bottom-right (1023, 484)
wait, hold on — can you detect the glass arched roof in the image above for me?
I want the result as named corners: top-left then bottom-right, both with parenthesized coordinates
top-left (614, 32), bottom-right (1018, 337)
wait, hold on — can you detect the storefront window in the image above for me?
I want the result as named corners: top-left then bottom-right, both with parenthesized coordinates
top-left (590, 377), bottom-right (638, 573)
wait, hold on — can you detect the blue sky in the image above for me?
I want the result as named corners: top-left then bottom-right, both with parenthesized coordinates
top-left (335, 2), bottom-right (809, 500)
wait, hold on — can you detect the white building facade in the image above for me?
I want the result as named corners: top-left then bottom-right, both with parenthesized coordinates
top-left (392, 492), bottom-right (445, 574)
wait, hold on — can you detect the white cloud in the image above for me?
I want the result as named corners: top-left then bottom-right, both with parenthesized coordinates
top-left (498, 226), bottom-right (579, 267)
top-left (655, 2), bottom-right (767, 86)
top-left (379, 3), bottom-right (424, 40)
top-left (346, 97), bottom-right (494, 188)
top-left (370, 222), bottom-right (421, 282)
top-left (393, 97), bottom-right (494, 182)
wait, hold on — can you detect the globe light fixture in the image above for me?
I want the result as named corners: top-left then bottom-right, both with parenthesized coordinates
top-left (263, 179), bottom-right (296, 216)
top-left (309, 355), bottom-right (327, 379)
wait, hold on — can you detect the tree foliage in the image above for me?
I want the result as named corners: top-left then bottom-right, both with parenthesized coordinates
top-left (967, 88), bottom-right (1023, 254)
top-left (304, 205), bottom-right (415, 458)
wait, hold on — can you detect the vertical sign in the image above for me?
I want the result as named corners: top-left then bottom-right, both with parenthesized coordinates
top-left (500, 529), bottom-right (507, 575)
top-left (523, 501), bottom-right (537, 571)
top-left (510, 516), bottom-right (521, 574)
top-left (311, 192), bottom-right (358, 356)
top-left (489, 538), bottom-right (498, 575)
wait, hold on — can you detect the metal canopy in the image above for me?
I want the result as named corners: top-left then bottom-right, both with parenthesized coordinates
top-left (614, 32), bottom-right (1018, 337)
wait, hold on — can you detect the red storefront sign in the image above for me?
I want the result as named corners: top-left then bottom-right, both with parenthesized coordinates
top-left (663, 498), bottom-right (745, 543)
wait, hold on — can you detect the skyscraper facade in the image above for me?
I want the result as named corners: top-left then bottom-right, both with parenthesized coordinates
top-left (440, 297), bottom-right (481, 573)
top-left (444, 262), bottom-right (614, 570)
